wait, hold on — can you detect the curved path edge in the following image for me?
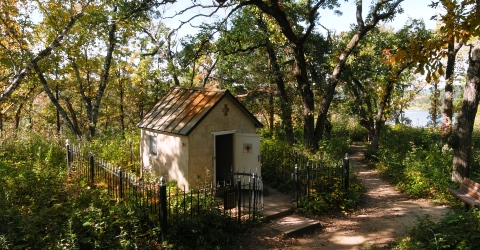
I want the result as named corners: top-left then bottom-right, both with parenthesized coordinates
top-left (292, 142), bottom-right (451, 249)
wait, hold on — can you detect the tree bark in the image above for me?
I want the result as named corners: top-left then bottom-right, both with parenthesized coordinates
top-left (34, 62), bottom-right (81, 137)
top-left (265, 41), bottom-right (295, 145)
top-left (89, 20), bottom-right (117, 138)
top-left (246, 0), bottom-right (321, 149)
top-left (315, 0), bottom-right (403, 146)
top-left (370, 81), bottom-right (394, 154)
top-left (256, 14), bottom-right (295, 144)
top-left (14, 103), bottom-right (24, 130)
top-left (429, 82), bottom-right (440, 126)
top-left (449, 40), bottom-right (480, 183)
top-left (64, 98), bottom-right (80, 135)
top-left (0, 111), bottom-right (3, 137)
top-left (351, 78), bottom-right (374, 141)
top-left (119, 76), bottom-right (126, 134)
top-left (268, 84), bottom-right (274, 132)
top-left (55, 85), bottom-right (61, 135)
top-left (443, 41), bottom-right (463, 141)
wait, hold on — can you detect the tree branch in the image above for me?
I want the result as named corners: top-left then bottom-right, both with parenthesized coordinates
top-left (33, 62), bottom-right (81, 136)
top-left (0, 13), bottom-right (83, 105)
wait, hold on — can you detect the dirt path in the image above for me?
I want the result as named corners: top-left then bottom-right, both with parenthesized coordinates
top-left (238, 143), bottom-right (450, 249)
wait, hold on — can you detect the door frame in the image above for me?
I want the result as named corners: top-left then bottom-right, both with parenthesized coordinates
top-left (212, 130), bottom-right (237, 187)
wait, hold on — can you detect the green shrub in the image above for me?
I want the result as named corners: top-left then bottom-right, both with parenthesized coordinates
top-left (1, 134), bottom-right (253, 249)
top-left (165, 209), bottom-right (245, 250)
top-left (392, 209), bottom-right (480, 250)
top-left (371, 125), bottom-right (452, 201)
top-left (261, 134), bottom-right (361, 215)
top-left (331, 119), bottom-right (368, 142)
top-left (297, 174), bottom-right (363, 215)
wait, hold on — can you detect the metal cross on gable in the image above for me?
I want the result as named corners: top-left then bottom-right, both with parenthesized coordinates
top-left (222, 104), bottom-right (229, 116)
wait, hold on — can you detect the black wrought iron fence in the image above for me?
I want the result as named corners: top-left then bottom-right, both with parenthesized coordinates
top-left (65, 140), bottom-right (263, 241)
top-left (292, 154), bottom-right (350, 207)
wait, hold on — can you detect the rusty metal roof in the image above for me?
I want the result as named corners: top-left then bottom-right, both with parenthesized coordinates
top-left (137, 86), bottom-right (263, 135)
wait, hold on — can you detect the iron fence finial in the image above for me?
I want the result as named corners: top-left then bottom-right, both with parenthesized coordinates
top-left (160, 176), bottom-right (164, 185)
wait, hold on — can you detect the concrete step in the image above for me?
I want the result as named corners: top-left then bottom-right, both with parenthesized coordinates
top-left (261, 204), bottom-right (293, 222)
top-left (261, 187), bottom-right (294, 221)
top-left (268, 214), bottom-right (321, 237)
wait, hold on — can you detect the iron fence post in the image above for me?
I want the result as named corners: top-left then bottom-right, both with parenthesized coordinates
top-left (66, 139), bottom-right (71, 174)
top-left (129, 138), bottom-right (133, 166)
top-left (343, 153), bottom-right (349, 191)
top-left (159, 177), bottom-right (167, 242)
top-left (89, 152), bottom-right (94, 183)
top-left (295, 164), bottom-right (299, 207)
top-left (118, 167), bottom-right (123, 200)
top-left (237, 178), bottom-right (241, 223)
top-left (252, 173), bottom-right (256, 221)
top-left (306, 161), bottom-right (310, 198)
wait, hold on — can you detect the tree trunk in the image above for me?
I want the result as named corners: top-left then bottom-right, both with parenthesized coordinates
top-left (369, 81), bottom-right (394, 154)
top-left (265, 42), bottom-right (295, 145)
top-left (55, 85), bottom-right (61, 135)
top-left (0, 14), bottom-right (83, 105)
top-left (293, 44), bottom-right (316, 149)
top-left (119, 72), bottom-right (126, 134)
top-left (443, 41), bottom-right (455, 138)
top-left (89, 21), bottom-right (117, 138)
top-left (34, 63), bottom-right (82, 137)
top-left (449, 40), bottom-right (480, 183)
top-left (167, 33), bottom-right (180, 86)
top-left (351, 78), bottom-right (374, 142)
top-left (246, 0), bottom-right (318, 149)
top-left (315, 0), bottom-right (403, 146)
top-left (370, 122), bottom-right (383, 154)
top-left (429, 82), bottom-right (440, 126)
top-left (443, 41), bottom-right (463, 141)
top-left (268, 84), bottom-right (274, 132)
top-left (64, 98), bottom-right (80, 135)
top-left (14, 103), bottom-right (23, 130)
top-left (0, 111), bottom-right (3, 137)
top-left (256, 14), bottom-right (295, 144)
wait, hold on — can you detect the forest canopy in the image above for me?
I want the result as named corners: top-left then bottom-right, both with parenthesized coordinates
top-left (0, 0), bottom-right (479, 182)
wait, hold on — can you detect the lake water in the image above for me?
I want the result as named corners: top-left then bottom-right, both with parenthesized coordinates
top-left (403, 110), bottom-right (432, 127)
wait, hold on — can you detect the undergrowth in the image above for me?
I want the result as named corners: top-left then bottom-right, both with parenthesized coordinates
top-left (368, 125), bottom-right (480, 249)
top-left (391, 209), bottom-right (480, 250)
top-left (0, 133), bottom-right (246, 249)
top-left (368, 125), bottom-right (454, 202)
top-left (261, 126), bottom-right (362, 215)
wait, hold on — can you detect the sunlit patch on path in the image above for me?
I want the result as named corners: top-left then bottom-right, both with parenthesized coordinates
top-left (291, 142), bottom-right (450, 249)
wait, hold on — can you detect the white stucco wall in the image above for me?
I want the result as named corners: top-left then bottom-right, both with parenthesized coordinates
top-left (140, 129), bottom-right (189, 189)
top-left (140, 96), bottom-right (259, 190)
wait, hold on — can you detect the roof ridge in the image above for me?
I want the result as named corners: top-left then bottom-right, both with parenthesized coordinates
top-left (173, 86), bottom-right (227, 93)
top-left (138, 86), bottom-right (262, 135)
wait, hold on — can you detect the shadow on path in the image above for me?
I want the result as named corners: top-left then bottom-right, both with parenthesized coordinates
top-left (238, 143), bottom-right (450, 250)
top-left (292, 142), bottom-right (450, 249)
